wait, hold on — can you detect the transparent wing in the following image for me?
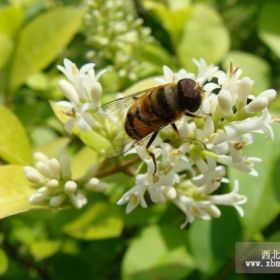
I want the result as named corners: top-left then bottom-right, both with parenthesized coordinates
top-left (92, 86), bottom-right (168, 158)
top-left (98, 86), bottom-right (157, 116)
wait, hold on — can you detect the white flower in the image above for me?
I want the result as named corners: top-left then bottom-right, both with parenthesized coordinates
top-left (24, 152), bottom-right (106, 209)
top-left (209, 180), bottom-right (247, 217)
top-left (56, 58), bottom-right (106, 132)
top-left (117, 180), bottom-right (147, 214)
top-left (115, 58), bottom-right (276, 227)
top-left (174, 195), bottom-right (221, 228)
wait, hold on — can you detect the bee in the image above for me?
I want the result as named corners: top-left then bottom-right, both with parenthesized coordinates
top-left (97, 78), bottom-right (203, 173)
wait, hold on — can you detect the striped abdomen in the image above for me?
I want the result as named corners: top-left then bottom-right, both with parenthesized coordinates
top-left (124, 84), bottom-right (184, 140)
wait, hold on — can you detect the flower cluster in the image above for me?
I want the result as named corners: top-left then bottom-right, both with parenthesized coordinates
top-left (24, 152), bottom-right (106, 209)
top-left (117, 59), bottom-right (277, 227)
top-left (56, 58), bottom-right (106, 132)
top-left (84, 0), bottom-right (153, 81)
top-left (27, 57), bottom-right (277, 227)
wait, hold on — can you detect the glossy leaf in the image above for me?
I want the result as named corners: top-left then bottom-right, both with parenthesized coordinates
top-left (0, 6), bottom-right (23, 37)
top-left (177, 4), bottom-right (230, 71)
top-left (258, 2), bottom-right (280, 58)
top-left (63, 202), bottom-right (124, 240)
top-left (134, 43), bottom-right (175, 71)
top-left (187, 207), bottom-right (242, 275)
top-left (71, 147), bottom-right (99, 179)
top-left (229, 124), bottom-right (280, 240)
top-left (0, 249), bottom-right (8, 275)
top-left (145, 1), bottom-right (193, 44)
top-left (0, 33), bottom-right (13, 69)
top-left (0, 165), bottom-right (42, 219)
top-left (30, 240), bottom-right (61, 261)
top-left (223, 51), bottom-right (270, 93)
top-left (0, 105), bottom-right (32, 164)
top-left (122, 225), bottom-right (195, 280)
top-left (35, 137), bottom-right (70, 158)
top-left (10, 6), bottom-right (85, 91)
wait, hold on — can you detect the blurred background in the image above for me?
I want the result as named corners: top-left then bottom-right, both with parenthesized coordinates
top-left (0, 0), bottom-right (280, 279)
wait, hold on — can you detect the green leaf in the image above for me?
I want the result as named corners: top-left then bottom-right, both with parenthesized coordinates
top-left (177, 4), bottom-right (230, 71)
top-left (145, 1), bottom-right (193, 44)
top-left (0, 165), bottom-right (41, 219)
top-left (229, 124), bottom-right (280, 240)
top-left (134, 43), bottom-right (174, 70)
top-left (0, 6), bottom-right (23, 37)
top-left (223, 51), bottom-right (271, 93)
top-left (122, 225), bottom-right (195, 280)
top-left (0, 249), bottom-right (8, 275)
top-left (268, 231), bottom-right (280, 242)
top-left (35, 137), bottom-right (70, 158)
top-left (52, 254), bottom-right (94, 280)
top-left (0, 105), bottom-right (32, 164)
top-left (9, 6), bottom-right (85, 91)
top-left (63, 202), bottom-right (124, 240)
top-left (71, 147), bottom-right (99, 179)
top-left (30, 240), bottom-right (61, 261)
top-left (187, 207), bottom-right (242, 275)
top-left (258, 2), bottom-right (280, 58)
top-left (0, 33), bottom-right (13, 69)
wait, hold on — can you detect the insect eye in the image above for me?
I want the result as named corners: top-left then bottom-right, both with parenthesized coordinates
top-left (177, 79), bottom-right (202, 112)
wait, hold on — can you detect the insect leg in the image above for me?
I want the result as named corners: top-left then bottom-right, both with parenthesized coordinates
top-left (171, 122), bottom-right (207, 150)
top-left (171, 123), bottom-right (180, 137)
top-left (184, 111), bottom-right (203, 118)
top-left (146, 131), bottom-right (159, 175)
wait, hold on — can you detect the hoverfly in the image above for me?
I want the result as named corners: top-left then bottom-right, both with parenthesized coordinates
top-left (96, 78), bottom-right (203, 173)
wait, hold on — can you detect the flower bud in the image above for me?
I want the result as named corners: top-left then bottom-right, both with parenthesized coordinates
top-left (34, 152), bottom-right (49, 164)
top-left (84, 178), bottom-right (107, 192)
top-left (244, 97), bottom-right (268, 114)
top-left (24, 166), bottom-right (44, 184)
top-left (237, 77), bottom-right (254, 104)
top-left (218, 90), bottom-right (233, 116)
top-left (29, 192), bottom-right (47, 204)
top-left (64, 181), bottom-right (78, 193)
top-left (35, 162), bottom-right (51, 178)
top-left (47, 179), bottom-right (59, 189)
top-left (48, 158), bottom-right (60, 179)
top-left (69, 192), bottom-right (87, 209)
top-left (59, 80), bottom-right (80, 106)
top-left (258, 89), bottom-right (277, 102)
top-left (49, 194), bottom-right (65, 208)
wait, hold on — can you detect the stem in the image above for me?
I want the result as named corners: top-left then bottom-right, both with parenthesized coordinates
top-left (95, 156), bottom-right (140, 178)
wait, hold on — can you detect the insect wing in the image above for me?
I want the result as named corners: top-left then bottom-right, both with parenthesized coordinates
top-left (92, 88), bottom-right (151, 157)
top-left (93, 85), bottom-right (167, 157)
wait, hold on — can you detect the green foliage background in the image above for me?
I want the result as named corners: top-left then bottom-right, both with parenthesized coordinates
top-left (0, 0), bottom-right (280, 279)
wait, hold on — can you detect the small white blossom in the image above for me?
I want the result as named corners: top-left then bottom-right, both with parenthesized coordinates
top-left (56, 58), bottom-right (106, 132)
top-left (115, 58), bottom-right (277, 227)
top-left (25, 152), bottom-right (106, 209)
top-left (117, 181), bottom-right (147, 214)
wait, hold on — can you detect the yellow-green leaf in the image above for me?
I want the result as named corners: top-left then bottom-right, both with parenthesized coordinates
top-left (0, 6), bottom-right (23, 38)
top-left (0, 165), bottom-right (41, 219)
top-left (177, 4), bottom-right (230, 71)
top-left (0, 33), bottom-right (13, 69)
top-left (0, 105), bottom-right (32, 164)
top-left (122, 225), bottom-right (195, 280)
top-left (63, 202), bottom-right (124, 240)
top-left (71, 147), bottom-right (99, 179)
top-left (0, 249), bottom-right (8, 275)
top-left (10, 6), bottom-right (85, 91)
top-left (30, 240), bottom-right (61, 261)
